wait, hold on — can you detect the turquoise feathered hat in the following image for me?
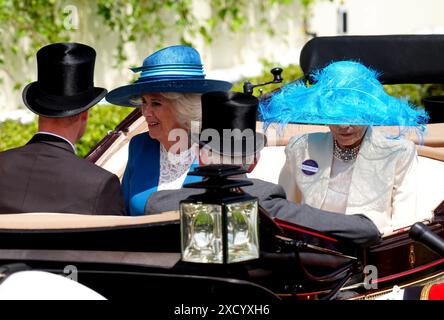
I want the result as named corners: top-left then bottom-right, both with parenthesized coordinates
top-left (259, 61), bottom-right (429, 131)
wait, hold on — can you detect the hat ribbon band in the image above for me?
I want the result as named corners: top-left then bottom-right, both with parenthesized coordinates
top-left (135, 74), bottom-right (206, 83)
top-left (140, 70), bottom-right (205, 78)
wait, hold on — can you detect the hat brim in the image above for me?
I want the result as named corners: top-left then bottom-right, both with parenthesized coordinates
top-left (23, 82), bottom-right (107, 118)
top-left (191, 132), bottom-right (266, 157)
top-left (260, 79), bottom-right (428, 127)
top-left (105, 79), bottom-right (232, 107)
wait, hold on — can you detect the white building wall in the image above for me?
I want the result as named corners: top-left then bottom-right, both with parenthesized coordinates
top-left (2, 0), bottom-right (444, 115)
top-left (0, 0), bottom-right (306, 115)
top-left (311, 0), bottom-right (444, 36)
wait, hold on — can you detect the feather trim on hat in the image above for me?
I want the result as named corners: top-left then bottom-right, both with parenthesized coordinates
top-left (259, 61), bottom-right (429, 139)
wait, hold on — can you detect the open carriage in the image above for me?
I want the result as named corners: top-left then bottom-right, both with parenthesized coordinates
top-left (1, 35), bottom-right (444, 301)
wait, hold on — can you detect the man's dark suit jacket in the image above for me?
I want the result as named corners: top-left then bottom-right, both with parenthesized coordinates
top-left (145, 178), bottom-right (381, 247)
top-left (0, 134), bottom-right (125, 215)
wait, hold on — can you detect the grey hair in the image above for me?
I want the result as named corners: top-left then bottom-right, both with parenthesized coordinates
top-left (130, 92), bottom-right (202, 132)
top-left (201, 146), bottom-right (255, 170)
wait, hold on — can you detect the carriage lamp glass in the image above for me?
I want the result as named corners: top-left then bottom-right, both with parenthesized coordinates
top-left (180, 164), bottom-right (259, 264)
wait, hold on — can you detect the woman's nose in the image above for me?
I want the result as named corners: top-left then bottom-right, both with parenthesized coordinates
top-left (141, 105), bottom-right (153, 117)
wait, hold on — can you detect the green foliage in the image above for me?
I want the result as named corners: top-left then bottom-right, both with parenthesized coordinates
top-left (0, 0), bottom-right (71, 68)
top-left (233, 62), bottom-right (444, 105)
top-left (0, 0), bottom-right (310, 69)
top-left (76, 104), bottom-right (133, 157)
top-left (384, 83), bottom-right (444, 106)
top-left (0, 118), bottom-right (37, 151)
top-left (95, 0), bottom-right (303, 66)
top-left (0, 0), bottom-right (315, 90)
top-left (96, 0), bottom-right (170, 65)
top-left (0, 105), bottom-right (132, 157)
top-left (4, 61), bottom-right (440, 157)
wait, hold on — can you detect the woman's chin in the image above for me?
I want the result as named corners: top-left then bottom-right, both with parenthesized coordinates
top-left (341, 141), bottom-right (360, 148)
top-left (148, 129), bottom-right (161, 141)
top-left (337, 139), bottom-right (356, 147)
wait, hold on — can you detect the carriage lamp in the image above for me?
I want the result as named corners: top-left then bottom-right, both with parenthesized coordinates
top-left (180, 164), bottom-right (259, 264)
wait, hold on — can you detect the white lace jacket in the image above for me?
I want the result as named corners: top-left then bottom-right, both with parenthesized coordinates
top-left (279, 127), bottom-right (421, 235)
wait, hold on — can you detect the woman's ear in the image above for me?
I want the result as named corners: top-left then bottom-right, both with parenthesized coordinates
top-left (199, 146), bottom-right (213, 166)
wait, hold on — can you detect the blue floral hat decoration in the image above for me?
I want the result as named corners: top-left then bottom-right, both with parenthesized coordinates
top-left (106, 45), bottom-right (232, 107)
top-left (259, 61), bottom-right (429, 131)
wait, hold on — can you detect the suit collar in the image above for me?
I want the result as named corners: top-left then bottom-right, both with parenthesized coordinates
top-left (36, 132), bottom-right (76, 152)
top-left (28, 133), bottom-right (76, 154)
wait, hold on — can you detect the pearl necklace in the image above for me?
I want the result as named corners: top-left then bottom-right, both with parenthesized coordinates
top-left (333, 140), bottom-right (360, 162)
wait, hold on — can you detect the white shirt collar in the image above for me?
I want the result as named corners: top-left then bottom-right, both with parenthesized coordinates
top-left (36, 131), bottom-right (76, 153)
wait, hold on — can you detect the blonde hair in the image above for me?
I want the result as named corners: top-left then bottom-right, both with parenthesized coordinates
top-left (130, 92), bottom-right (202, 132)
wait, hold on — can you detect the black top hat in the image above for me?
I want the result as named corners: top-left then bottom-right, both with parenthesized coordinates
top-left (192, 91), bottom-right (266, 156)
top-left (22, 42), bottom-right (107, 118)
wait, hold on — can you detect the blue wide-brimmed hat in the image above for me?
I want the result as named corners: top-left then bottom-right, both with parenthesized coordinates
top-left (106, 45), bottom-right (232, 107)
top-left (260, 61), bottom-right (429, 130)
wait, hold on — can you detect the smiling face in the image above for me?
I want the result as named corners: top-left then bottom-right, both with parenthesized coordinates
top-left (141, 93), bottom-right (184, 148)
top-left (328, 125), bottom-right (368, 148)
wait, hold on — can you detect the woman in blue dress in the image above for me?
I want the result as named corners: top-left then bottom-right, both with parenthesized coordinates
top-left (106, 45), bottom-right (232, 215)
